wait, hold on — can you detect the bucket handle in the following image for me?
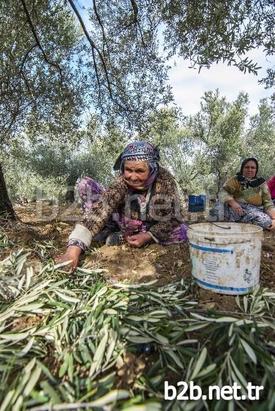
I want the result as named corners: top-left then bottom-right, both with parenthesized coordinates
top-left (204, 237), bottom-right (252, 244)
top-left (204, 237), bottom-right (215, 241)
top-left (212, 223), bottom-right (231, 229)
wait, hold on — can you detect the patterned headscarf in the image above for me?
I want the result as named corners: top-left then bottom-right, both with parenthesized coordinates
top-left (114, 141), bottom-right (160, 188)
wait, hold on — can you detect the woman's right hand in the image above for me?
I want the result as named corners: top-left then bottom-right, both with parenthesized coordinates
top-left (228, 199), bottom-right (245, 216)
top-left (55, 246), bottom-right (82, 273)
top-left (267, 220), bottom-right (275, 231)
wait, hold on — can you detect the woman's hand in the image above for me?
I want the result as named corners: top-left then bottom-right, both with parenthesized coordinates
top-left (55, 246), bottom-right (82, 272)
top-left (267, 219), bottom-right (275, 231)
top-left (126, 232), bottom-right (152, 248)
top-left (228, 199), bottom-right (245, 216)
top-left (267, 209), bottom-right (275, 220)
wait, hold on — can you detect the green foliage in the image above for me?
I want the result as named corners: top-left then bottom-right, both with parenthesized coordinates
top-left (4, 165), bottom-right (67, 203)
top-left (2, 118), bottom-right (127, 202)
top-left (0, 0), bottom-right (84, 141)
top-left (186, 90), bottom-right (249, 194)
top-left (140, 107), bottom-right (200, 193)
top-left (3, 91), bottom-right (275, 202)
top-left (1, 1), bottom-right (274, 205)
top-left (82, 0), bottom-right (172, 129)
top-left (1, 0), bottom-right (274, 215)
top-left (2, 0), bottom-right (273, 140)
top-left (0, 0), bottom-right (87, 214)
top-left (139, 92), bottom-right (251, 195)
top-left (244, 96), bottom-right (275, 178)
top-left (160, 0), bottom-right (274, 87)
top-left (0, 245), bottom-right (274, 410)
top-left (140, 91), bottom-right (275, 197)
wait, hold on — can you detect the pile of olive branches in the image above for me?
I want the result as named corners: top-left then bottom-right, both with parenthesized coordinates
top-left (0, 241), bottom-right (274, 411)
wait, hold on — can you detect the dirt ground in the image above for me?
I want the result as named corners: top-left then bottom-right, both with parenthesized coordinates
top-left (1, 202), bottom-right (274, 312)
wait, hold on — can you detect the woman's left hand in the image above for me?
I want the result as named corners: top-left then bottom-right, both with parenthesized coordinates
top-left (126, 232), bottom-right (152, 247)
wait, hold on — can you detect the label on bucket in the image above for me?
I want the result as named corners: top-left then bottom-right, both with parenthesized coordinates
top-left (189, 241), bottom-right (260, 295)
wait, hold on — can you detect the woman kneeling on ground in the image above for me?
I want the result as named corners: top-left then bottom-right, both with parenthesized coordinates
top-left (58, 141), bottom-right (188, 271)
top-left (219, 157), bottom-right (275, 230)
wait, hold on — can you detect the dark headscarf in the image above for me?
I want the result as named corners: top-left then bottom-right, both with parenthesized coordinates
top-left (114, 141), bottom-right (160, 188)
top-left (236, 157), bottom-right (265, 188)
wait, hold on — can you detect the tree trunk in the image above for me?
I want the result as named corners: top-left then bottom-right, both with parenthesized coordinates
top-left (65, 176), bottom-right (76, 203)
top-left (0, 163), bottom-right (16, 219)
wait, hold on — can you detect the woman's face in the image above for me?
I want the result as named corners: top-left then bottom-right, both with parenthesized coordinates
top-left (123, 160), bottom-right (150, 189)
top-left (242, 160), bottom-right (257, 179)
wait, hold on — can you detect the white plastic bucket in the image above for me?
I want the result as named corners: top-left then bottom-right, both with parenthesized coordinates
top-left (187, 222), bottom-right (263, 295)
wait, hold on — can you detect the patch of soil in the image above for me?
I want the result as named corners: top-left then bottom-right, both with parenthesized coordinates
top-left (85, 243), bottom-right (191, 286)
top-left (85, 243), bottom-right (241, 312)
top-left (1, 204), bottom-right (78, 253)
top-left (196, 288), bottom-right (238, 312)
top-left (116, 352), bottom-right (146, 388)
top-left (11, 314), bottom-right (44, 331)
top-left (261, 232), bottom-right (275, 290)
top-left (85, 236), bottom-right (274, 313)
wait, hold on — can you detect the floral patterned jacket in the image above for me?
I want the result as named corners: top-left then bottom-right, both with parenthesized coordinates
top-left (220, 176), bottom-right (275, 211)
top-left (69, 167), bottom-right (185, 249)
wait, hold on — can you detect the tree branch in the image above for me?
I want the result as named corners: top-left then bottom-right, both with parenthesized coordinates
top-left (19, 44), bottom-right (37, 96)
top-left (68, 0), bottom-right (113, 99)
top-left (130, 0), bottom-right (138, 23)
top-left (20, 43), bottom-right (37, 71)
top-left (91, 46), bottom-right (103, 105)
top-left (92, 0), bottom-right (108, 55)
top-left (129, 0), bottom-right (146, 47)
top-left (68, 0), bottom-right (133, 119)
top-left (20, 0), bottom-right (63, 82)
